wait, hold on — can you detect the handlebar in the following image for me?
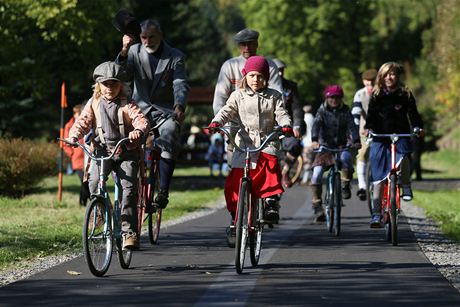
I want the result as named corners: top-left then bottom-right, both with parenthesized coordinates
top-left (58, 137), bottom-right (131, 161)
top-left (207, 125), bottom-right (282, 154)
top-left (368, 128), bottom-right (421, 143)
top-left (149, 113), bottom-right (174, 135)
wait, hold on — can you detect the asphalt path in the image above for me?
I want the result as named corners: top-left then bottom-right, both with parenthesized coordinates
top-left (1, 184), bottom-right (460, 306)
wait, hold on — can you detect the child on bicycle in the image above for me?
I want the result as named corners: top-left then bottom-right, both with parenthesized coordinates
top-left (310, 85), bottom-right (361, 222)
top-left (365, 61), bottom-right (424, 228)
top-left (208, 55), bottom-right (292, 246)
top-left (67, 61), bottom-right (149, 249)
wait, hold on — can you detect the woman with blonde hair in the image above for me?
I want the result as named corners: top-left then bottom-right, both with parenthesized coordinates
top-left (365, 62), bottom-right (424, 228)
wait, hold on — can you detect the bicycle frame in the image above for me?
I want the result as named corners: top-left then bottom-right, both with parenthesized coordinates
top-left (215, 126), bottom-right (282, 274)
top-left (368, 131), bottom-right (414, 246)
top-left (315, 145), bottom-right (349, 236)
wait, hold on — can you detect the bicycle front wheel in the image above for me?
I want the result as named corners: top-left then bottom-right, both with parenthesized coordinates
top-left (325, 177), bottom-right (334, 233)
top-left (235, 180), bottom-right (250, 274)
top-left (333, 174), bottom-right (342, 236)
top-left (250, 199), bottom-right (263, 267)
top-left (83, 198), bottom-right (113, 277)
top-left (390, 173), bottom-right (398, 246)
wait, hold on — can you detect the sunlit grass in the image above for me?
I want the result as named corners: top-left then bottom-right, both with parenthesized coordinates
top-left (420, 149), bottom-right (460, 179)
top-left (0, 167), bottom-right (223, 271)
top-left (413, 190), bottom-right (460, 242)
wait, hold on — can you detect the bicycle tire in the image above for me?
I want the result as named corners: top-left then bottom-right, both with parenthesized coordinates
top-left (334, 174), bottom-right (342, 236)
top-left (235, 180), bottom-right (250, 274)
top-left (366, 162), bottom-right (373, 216)
top-left (83, 198), bottom-right (113, 277)
top-left (390, 173), bottom-right (398, 246)
top-left (148, 161), bottom-right (162, 245)
top-left (382, 181), bottom-right (392, 242)
top-left (289, 155), bottom-right (304, 185)
top-left (250, 199), bottom-right (263, 267)
top-left (116, 237), bottom-right (133, 269)
top-left (325, 175), bottom-right (334, 233)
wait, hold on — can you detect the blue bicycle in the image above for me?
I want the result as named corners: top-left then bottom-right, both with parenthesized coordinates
top-left (59, 137), bottom-right (132, 277)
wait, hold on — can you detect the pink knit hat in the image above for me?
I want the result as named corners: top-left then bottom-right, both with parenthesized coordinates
top-left (241, 56), bottom-right (269, 81)
top-left (323, 84), bottom-right (344, 98)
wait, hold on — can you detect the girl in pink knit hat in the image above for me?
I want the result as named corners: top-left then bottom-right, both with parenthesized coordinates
top-left (208, 55), bottom-right (293, 247)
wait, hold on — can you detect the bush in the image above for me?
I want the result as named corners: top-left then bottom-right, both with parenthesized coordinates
top-left (0, 139), bottom-right (58, 197)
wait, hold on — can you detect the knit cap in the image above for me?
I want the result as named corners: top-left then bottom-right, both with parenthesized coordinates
top-left (241, 55), bottom-right (269, 81)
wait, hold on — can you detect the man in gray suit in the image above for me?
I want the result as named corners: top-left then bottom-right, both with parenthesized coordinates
top-left (116, 19), bottom-right (189, 208)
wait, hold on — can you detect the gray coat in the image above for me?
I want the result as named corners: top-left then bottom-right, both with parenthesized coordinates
top-left (311, 102), bottom-right (359, 148)
top-left (116, 41), bottom-right (189, 115)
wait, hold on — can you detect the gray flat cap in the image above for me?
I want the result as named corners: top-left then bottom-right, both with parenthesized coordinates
top-left (93, 61), bottom-right (127, 83)
top-left (234, 28), bottom-right (259, 43)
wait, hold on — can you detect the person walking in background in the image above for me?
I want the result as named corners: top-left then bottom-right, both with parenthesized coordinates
top-left (67, 61), bottom-right (149, 249)
top-left (273, 58), bottom-right (305, 188)
top-left (365, 61), bottom-right (424, 228)
top-left (300, 104), bottom-right (315, 185)
top-left (116, 19), bottom-right (189, 209)
top-left (212, 28), bottom-right (283, 168)
top-left (310, 85), bottom-right (361, 222)
top-left (410, 128), bottom-right (425, 181)
top-left (208, 56), bottom-right (292, 246)
top-left (351, 68), bottom-right (377, 201)
top-left (63, 104), bottom-right (90, 206)
top-left (206, 133), bottom-right (225, 177)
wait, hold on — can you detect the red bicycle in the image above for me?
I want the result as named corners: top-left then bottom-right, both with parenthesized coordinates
top-left (137, 114), bottom-right (171, 245)
top-left (212, 125), bottom-right (283, 274)
top-left (368, 129), bottom-right (420, 246)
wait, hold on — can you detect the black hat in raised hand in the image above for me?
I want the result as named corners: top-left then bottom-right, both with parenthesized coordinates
top-left (112, 8), bottom-right (141, 37)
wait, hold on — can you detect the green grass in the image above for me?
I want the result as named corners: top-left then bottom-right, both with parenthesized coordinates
top-left (420, 149), bottom-right (460, 179)
top-left (0, 167), bottom-right (223, 271)
top-left (413, 190), bottom-right (460, 242)
top-left (412, 148), bottom-right (460, 242)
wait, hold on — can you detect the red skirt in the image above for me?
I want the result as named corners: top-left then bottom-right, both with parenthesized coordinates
top-left (224, 152), bottom-right (284, 214)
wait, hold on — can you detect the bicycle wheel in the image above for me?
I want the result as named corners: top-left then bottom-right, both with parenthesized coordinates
top-left (148, 162), bottom-right (162, 245)
top-left (83, 198), bottom-right (113, 277)
top-left (288, 155), bottom-right (304, 185)
top-left (250, 199), bottom-right (263, 267)
top-left (390, 173), bottom-right (398, 246)
top-left (382, 181), bottom-right (392, 242)
top-left (333, 173), bottom-right (342, 236)
top-left (325, 176), bottom-right (334, 233)
top-left (235, 180), bottom-right (250, 274)
top-left (116, 237), bottom-right (133, 269)
top-left (366, 162), bottom-right (373, 216)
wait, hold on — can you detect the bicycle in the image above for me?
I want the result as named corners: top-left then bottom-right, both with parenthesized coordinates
top-left (368, 129), bottom-right (418, 246)
top-left (211, 125), bottom-right (283, 274)
top-left (314, 145), bottom-right (350, 237)
top-left (59, 137), bottom-right (133, 277)
top-left (280, 150), bottom-right (304, 186)
top-left (137, 114), bottom-right (172, 245)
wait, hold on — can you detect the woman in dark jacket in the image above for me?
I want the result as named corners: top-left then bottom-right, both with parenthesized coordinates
top-left (365, 62), bottom-right (424, 228)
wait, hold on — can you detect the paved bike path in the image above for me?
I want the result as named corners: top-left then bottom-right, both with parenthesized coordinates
top-left (1, 185), bottom-right (459, 306)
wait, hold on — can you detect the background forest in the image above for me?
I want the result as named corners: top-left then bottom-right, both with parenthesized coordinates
top-left (0, 0), bottom-right (458, 150)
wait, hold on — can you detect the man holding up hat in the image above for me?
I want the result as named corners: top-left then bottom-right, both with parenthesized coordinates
top-left (116, 19), bottom-right (189, 209)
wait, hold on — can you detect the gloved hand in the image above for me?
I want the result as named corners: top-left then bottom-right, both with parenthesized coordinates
top-left (207, 122), bottom-right (221, 133)
top-left (413, 127), bottom-right (425, 138)
top-left (281, 126), bottom-right (293, 136)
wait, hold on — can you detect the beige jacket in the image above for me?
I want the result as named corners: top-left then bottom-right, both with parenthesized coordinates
top-left (212, 87), bottom-right (291, 168)
top-left (69, 96), bottom-right (149, 152)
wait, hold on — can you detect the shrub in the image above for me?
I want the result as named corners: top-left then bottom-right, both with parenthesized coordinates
top-left (0, 139), bottom-right (58, 197)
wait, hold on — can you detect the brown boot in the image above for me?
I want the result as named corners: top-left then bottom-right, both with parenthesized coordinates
top-left (341, 169), bottom-right (352, 199)
top-left (311, 184), bottom-right (325, 222)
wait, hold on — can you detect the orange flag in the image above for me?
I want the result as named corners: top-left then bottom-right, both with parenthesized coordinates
top-left (61, 82), bottom-right (67, 108)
